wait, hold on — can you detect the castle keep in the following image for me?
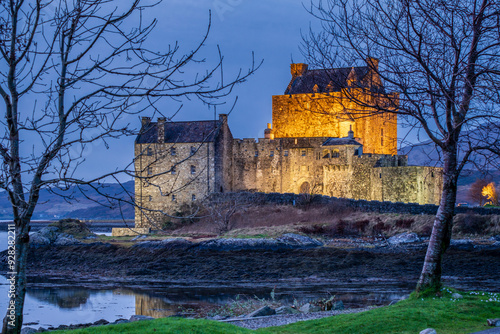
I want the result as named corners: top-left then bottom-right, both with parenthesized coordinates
top-left (134, 59), bottom-right (443, 228)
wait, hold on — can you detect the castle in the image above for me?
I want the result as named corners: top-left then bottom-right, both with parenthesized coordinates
top-left (133, 59), bottom-right (443, 228)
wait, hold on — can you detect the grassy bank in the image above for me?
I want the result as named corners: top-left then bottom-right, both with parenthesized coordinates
top-left (52, 289), bottom-right (499, 334)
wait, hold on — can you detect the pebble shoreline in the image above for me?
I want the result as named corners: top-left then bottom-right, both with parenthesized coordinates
top-left (223, 307), bottom-right (377, 330)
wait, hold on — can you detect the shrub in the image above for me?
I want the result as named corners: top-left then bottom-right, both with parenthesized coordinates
top-left (353, 219), bottom-right (370, 233)
top-left (453, 213), bottom-right (489, 235)
top-left (395, 218), bottom-right (414, 229)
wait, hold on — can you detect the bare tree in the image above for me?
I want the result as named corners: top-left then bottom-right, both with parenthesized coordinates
top-left (203, 193), bottom-right (252, 235)
top-left (468, 178), bottom-right (489, 206)
top-left (0, 1), bottom-right (258, 332)
top-left (302, 0), bottom-right (500, 293)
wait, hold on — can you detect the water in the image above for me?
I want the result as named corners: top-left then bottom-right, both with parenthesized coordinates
top-left (0, 275), bottom-right (412, 328)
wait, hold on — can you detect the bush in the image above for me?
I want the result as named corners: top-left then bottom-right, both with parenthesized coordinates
top-left (395, 218), bottom-right (414, 229)
top-left (453, 213), bottom-right (488, 235)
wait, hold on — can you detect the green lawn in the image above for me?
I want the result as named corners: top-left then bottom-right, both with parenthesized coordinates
top-left (53, 289), bottom-right (500, 334)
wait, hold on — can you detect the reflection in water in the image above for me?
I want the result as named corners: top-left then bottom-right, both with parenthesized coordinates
top-left (135, 294), bottom-right (179, 318)
top-left (28, 288), bottom-right (91, 308)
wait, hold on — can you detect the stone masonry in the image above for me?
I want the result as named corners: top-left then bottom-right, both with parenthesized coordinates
top-left (133, 59), bottom-right (443, 228)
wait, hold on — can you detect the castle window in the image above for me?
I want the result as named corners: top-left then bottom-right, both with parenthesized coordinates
top-left (192, 194), bottom-right (196, 201)
top-left (191, 165), bottom-right (196, 174)
top-left (431, 171), bottom-right (434, 177)
top-left (270, 150), bottom-right (274, 157)
top-left (146, 147), bottom-right (153, 156)
top-left (171, 166), bottom-right (176, 175)
top-left (148, 195), bottom-right (152, 202)
top-left (322, 149), bottom-right (330, 159)
top-left (172, 194), bottom-right (176, 202)
top-left (171, 147), bottom-right (176, 156)
top-left (147, 167), bottom-right (152, 175)
top-left (379, 173), bottom-right (382, 178)
top-left (301, 150), bottom-right (306, 156)
top-left (284, 150), bottom-right (289, 157)
top-left (381, 129), bottom-right (384, 147)
top-left (332, 150), bottom-right (339, 158)
top-left (191, 146), bottom-right (196, 155)
top-left (255, 150), bottom-right (259, 157)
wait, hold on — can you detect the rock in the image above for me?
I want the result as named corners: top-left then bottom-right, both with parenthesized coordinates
top-left (132, 238), bottom-right (193, 250)
top-left (36, 226), bottom-right (60, 242)
top-left (450, 239), bottom-right (474, 250)
top-left (451, 293), bottom-right (463, 299)
top-left (129, 315), bottom-right (154, 322)
top-left (92, 319), bottom-right (109, 326)
top-left (331, 301), bottom-right (344, 310)
top-left (208, 315), bottom-right (228, 321)
top-left (487, 318), bottom-right (500, 327)
top-left (275, 306), bottom-right (300, 315)
top-left (112, 319), bottom-right (130, 325)
top-left (21, 327), bottom-right (38, 334)
top-left (276, 233), bottom-right (323, 247)
top-left (131, 235), bottom-right (147, 241)
top-left (37, 328), bottom-right (48, 332)
top-left (53, 234), bottom-right (80, 246)
top-left (29, 233), bottom-right (50, 246)
top-left (196, 238), bottom-right (281, 251)
top-left (419, 329), bottom-right (437, 334)
top-left (299, 303), bottom-right (320, 313)
top-left (247, 305), bottom-right (276, 317)
top-left (387, 232), bottom-right (420, 245)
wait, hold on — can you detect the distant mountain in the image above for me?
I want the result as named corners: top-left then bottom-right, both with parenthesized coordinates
top-left (0, 181), bottom-right (135, 220)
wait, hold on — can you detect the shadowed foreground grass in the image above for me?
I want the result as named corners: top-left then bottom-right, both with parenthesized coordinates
top-left (53, 289), bottom-right (500, 334)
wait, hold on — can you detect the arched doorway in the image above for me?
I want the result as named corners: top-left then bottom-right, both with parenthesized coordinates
top-left (299, 181), bottom-right (311, 194)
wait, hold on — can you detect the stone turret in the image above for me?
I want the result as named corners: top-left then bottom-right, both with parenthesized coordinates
top-left (291, 63), bottom-right (308, 77)
top-left (264, 123), bottom-right (274, 140)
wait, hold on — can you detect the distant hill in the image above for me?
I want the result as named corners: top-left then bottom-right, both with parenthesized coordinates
top-left (0, 181), bottom-right (135, 220)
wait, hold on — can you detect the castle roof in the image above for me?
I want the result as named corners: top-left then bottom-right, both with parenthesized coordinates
top-left (285, 67), bottom-right (366, 95)
top-left (322, 137), bottom-right (362, 146)
top-left (136, 120), bottom-right (220, 144)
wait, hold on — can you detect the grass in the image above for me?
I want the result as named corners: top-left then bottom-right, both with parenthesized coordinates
top-left (258, 288), bottom-right (500, 334)
top-left (52, 318), bottom-right (253, 334)
top-left (51, 288), bottom-right (499, 334)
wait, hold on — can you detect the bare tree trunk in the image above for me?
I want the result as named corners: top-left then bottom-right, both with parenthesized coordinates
top-left (416, 150), bottom-right (458, 293)
top-left (2, 218), bottom-right (30, 334)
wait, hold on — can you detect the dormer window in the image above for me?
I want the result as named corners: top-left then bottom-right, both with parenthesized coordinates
top-left (171, 147), bottom-right (176, 156)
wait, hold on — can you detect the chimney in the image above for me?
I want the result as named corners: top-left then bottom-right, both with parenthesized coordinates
top-left (366, 57), bottom-right (379, 71)
top-left (219, 113), bottom-right (228, 124)
top-left (264, 123), bottom-right (274, 140)
top-left (141, 116), bottom-right (151, 127)
top-left (157, 117), bottom-right (165, 143)
top-left (347, 125), bottom-right (354, 139)
top-left (291, 63), bottom-right (308, 77)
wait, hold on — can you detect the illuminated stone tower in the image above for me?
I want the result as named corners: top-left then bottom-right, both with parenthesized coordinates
top-left (271, 58), bottom-right (398, 155)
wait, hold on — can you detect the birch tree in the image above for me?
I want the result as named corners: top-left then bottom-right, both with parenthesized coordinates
top-left (302, 0), bottom-right (500, 292)
top-left (0, 1), bottom-right (257, 332)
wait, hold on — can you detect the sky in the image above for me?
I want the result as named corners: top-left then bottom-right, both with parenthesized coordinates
top-left (77, 0), bottom-right (315, 181)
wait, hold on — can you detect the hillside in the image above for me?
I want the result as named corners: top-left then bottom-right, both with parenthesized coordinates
top-left (0, 181), bottom-right (135, 220)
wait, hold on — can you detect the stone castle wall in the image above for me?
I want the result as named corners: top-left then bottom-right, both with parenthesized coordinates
top-left (232, 137), bottom-right (441, 205)
top-left (272, 91), bottom-right (398, 155)
top-left (134, 141), bottom-right (216, 227)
